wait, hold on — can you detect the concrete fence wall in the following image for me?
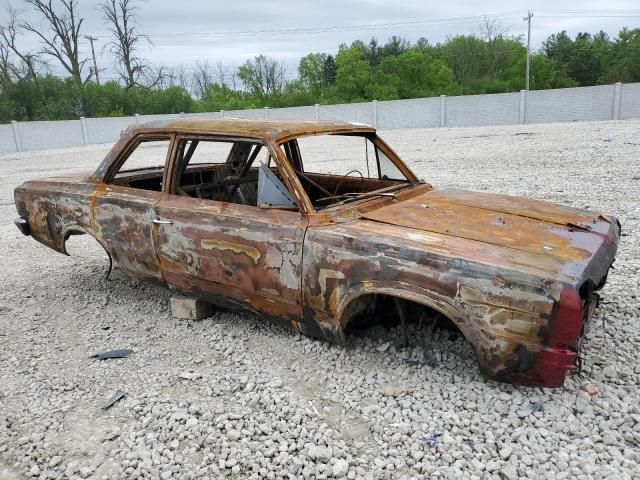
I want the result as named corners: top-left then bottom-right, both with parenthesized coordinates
top-left (1, 82), bottom-right (638, 155)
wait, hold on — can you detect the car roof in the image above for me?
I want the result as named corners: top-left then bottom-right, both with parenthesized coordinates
top-left (128, 117), bottom-right (376, 142)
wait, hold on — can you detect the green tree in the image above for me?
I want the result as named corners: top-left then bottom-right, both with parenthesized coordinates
top-left (372, 49), bottom-right (456, 99)
top-left (444, 35), bottom-right (486, 94)
top-left (543, 31), bottom-right (613, 86)
top-left (528, 54), bottom-right (578, 90)
top-left (604, 28), bottom-right (640, 82)
top-left (335, 44), bottom-right (371, 101)
top-left (380, 36), bottom-right (410, 57)
top-left (237, 54), bottom-right (286, 107)
top-left (322, 54), bottom-right (336, 85)
top-left (298, 53), bottom-right (326, 101)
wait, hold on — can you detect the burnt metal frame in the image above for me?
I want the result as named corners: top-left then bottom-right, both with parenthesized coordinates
top-left (98, 127), bottom-right (419, 218)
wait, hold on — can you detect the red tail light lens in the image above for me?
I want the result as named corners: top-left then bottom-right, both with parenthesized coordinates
top-left (550, 287), bottom-right (583, 348)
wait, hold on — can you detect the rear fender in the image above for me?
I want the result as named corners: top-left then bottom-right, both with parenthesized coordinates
top-left (61, 224), bottom-right (113, 275)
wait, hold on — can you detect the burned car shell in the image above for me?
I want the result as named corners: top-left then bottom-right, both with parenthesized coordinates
top-left (14, 118), bottom-right (620, 388)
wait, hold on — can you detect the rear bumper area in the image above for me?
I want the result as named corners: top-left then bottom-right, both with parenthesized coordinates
top-left (14, 217), bottom-right (30, 236)
top-left (502, 220), bottom-right (620, 388)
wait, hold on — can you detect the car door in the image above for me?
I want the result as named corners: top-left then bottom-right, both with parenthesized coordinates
top-left (95, 134), bottom-right (174, 281)
top-left (151, 135), bottom-right (306, 322)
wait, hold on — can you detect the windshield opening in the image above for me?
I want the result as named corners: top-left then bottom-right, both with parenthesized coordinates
top-left (279, 133), bottom-right (415, 210)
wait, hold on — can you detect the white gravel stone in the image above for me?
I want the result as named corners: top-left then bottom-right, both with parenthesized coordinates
top-left (308, 445), bottom-right (333, 463)
top-left (1, 120), bottom-right (639, 479)
top-left (332, 458), bottom-right (349, 477)
top-left (499, 446), bottom-right (513, 460)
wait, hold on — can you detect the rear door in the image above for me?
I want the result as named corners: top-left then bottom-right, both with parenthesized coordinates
top-left (96, 134), bottom-right (174, 281)
top-left (151, 135), bottom-right (306, 322)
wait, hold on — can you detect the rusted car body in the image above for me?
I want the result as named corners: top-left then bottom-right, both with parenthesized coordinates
top-left (14, 118), bottom-right (620, 387)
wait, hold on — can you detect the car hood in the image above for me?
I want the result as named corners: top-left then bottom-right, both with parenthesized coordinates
top-left (359, 188), bottom-right (619, 282)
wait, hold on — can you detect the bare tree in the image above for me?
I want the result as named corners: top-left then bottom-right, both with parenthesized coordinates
top-left (229, 63), bottom-right (238, 91)
top-left (215, 61), bottom-right (229, 86)
top-left (237, 55), bottom-right (286, 106)
top-left (481, 17), bottom-right (510, 79)
top-left (162, 63), bottom-right (189, 90)
top-left (157, 65), bottom-right (181, 89)
top-left (0, 5), bottom-right (45, 81)
top-left (174, 64), bottom-right (189, 90)
top-left (22, 0), bottom-right (89, 85)
top-left (215, 60), bottom-right (232, 100)
top-left (0, 37), bottom-right (10, 83)
top-left (191, 59), bottom-right (212, 99)
top-left (99, 0), bottom-right (159, 88)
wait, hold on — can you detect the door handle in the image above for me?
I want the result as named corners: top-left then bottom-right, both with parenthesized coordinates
top-left (152, 218), bottom-right (173, 225)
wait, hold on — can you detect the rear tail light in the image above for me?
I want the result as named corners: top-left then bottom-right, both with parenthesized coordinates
top-left (550, 287), bottom-right (583, 348)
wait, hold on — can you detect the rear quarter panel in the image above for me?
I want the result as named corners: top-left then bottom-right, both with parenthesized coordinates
top-left (15, 178), bottom-right (98, 254)
top-left (301, 219), bottom-right (566, 381)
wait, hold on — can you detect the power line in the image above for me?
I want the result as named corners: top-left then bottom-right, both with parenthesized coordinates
top-left (114, 11), bottom-right (528, 40)
top-left (93, 9), bottom-right (640, 41)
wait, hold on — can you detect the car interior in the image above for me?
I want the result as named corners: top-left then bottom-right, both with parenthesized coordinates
top-left (112, 134), bottom-right (411, 210)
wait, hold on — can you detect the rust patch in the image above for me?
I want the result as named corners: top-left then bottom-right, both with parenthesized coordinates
top-left (201, 239), bottom-right (261, 265)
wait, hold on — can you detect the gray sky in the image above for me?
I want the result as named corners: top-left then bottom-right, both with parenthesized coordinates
top-left (5, 0), bottom-right (640, 82)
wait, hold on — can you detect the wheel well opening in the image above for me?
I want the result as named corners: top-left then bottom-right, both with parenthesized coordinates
top-left (63, 229), bottom-right (113, 278)
top-left (341, 294), bottom-right (478, 370)
top-left (342, 294), bottom-right (462, 338)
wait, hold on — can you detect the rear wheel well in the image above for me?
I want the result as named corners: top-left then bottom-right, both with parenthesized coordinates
top-left (341, 293), bottom-right (462, 336)
top-left (62, 227), bottom-right (113, 278)
top-left (340, 293), bottom-right (482, 374)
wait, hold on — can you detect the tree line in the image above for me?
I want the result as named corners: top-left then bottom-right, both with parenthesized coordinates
top-left (1, 1), bottom-right (639, 123)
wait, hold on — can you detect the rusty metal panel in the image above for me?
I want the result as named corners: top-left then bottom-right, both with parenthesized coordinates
top-left (152, 196), bottom-right (306, 322)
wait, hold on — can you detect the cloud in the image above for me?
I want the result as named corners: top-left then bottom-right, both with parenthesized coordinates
top-left (4, 0), bottom-right (638, 80)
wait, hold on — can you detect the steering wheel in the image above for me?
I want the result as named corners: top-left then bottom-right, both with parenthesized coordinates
top-left (333, 169), bottom-right (365, 197)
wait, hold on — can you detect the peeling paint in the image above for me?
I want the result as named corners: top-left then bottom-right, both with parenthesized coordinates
top-left (201, 239), bottom-right (262, 265)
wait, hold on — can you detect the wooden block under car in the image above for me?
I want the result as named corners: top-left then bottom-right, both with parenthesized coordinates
top-left (170, 295), bottom-right (214, 320)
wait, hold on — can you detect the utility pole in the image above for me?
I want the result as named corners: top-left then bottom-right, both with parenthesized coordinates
top-left (524, 11), bottom-right (533, 90)
top-left (84, 35), bottom-right (100, 85)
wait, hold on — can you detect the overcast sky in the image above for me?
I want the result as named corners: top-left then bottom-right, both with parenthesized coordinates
top-left (5, 0), bottom-right (640, 82)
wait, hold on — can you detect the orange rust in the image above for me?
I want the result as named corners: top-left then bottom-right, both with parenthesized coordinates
top-left (89, 181), bottom-right (108, 232)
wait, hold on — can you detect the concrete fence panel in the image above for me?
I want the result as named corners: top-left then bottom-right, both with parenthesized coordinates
top-left (319, 102), bottom-right (373, 125)
top-left (183, 111), bottom-right (223, 119)
top-left (0, 124), bottom-right (17, 154)
top-left (2, 82), bottom-right (639, 154)
top-left (268, 105), bottom-right (317, 120)
top-left (525, 84), bottom-right (615, 124)
top-left (137, 113), bottom-right (183, 123)
top-left (85, 116), bottom-right (136, 144)
top-left (18, 120), bottom-right (85, 151)
top-left (377, 97), bottom-right (441, 130)
top-left (223, 109), bottom-right (267, 119)
top-left (620, 83), bottom-right (640, 120)
top-left (446, 92), bottom-right (520, 127)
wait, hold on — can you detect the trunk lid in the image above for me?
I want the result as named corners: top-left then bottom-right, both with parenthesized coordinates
top-left (360, 188), bottom-right (619, 282)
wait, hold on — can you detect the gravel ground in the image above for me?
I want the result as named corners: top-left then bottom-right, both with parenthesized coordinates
top-left (0, 119), bottom-right (639, 480)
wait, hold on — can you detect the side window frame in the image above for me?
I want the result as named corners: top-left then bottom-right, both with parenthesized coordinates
top-left (165, 134), bottom-right (267, 196)
top-left (165, 134), bottom-right (312, 213)
top-left (280, 132), bottom-right (418, 185)
top-left (103, 132), bottom-right (176, 189)
top-left (370, 134), bottom-right (418, 182)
